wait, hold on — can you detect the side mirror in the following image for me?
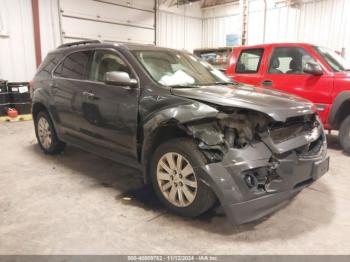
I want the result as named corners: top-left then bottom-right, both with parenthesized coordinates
top-left (303, 62), bottom-right (323, 76)
top-left (104, 71), bottom-right (138, 87)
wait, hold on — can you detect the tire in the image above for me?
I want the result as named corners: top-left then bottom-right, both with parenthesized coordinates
top-left (150, 138), bottom-right (216, 217)
top-left (34, 111), bottom-right (65, 154)
top-left (339, 115), bottom-right (350, 154)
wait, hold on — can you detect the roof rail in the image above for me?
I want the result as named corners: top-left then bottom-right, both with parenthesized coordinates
top-left (57, 40), bottom-right (102, 49)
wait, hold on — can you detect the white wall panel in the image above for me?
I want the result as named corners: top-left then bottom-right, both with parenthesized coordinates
top-left (39, 0), bottom-right (61, 58)
top-left (61, 16), bottom-right (155, 44)
top-left (59, 0), bottom-right (155, 44)
top-left (98, 0), bottom-right (155, 12)
top-left (247, 0), bottom-right (350, 60)
top-left (0, 0), bottom-right (36, 82)
top-left (157, 2), bottom-right (202, 52)
top-left (201, 2), bottom-right (241, 48)
top-left (61, 0), bottom-right (154, 28)
top-left (202, 14), bottom-right (241, 48)
top-left (157, 11), bottom-right (202, 52)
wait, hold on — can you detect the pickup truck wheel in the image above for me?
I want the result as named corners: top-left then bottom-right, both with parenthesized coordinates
top-left (150, 138), bottom-right (216, 217)
top-left (339, 115), bottom-right (350, 154)
top-left (35, 111), bottom-right (65, 154)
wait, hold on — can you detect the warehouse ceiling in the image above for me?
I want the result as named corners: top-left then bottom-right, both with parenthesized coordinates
top-left (159, 0), bottom-right (238, 8)
top-left (158, 0), bottom-right (316, 8)
top-left (201, 0), bottom-right (238, 8)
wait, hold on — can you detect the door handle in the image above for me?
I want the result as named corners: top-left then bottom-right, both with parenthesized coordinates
top-left (82, 91), bottom-right (98, 100)
top-left (261, 80), bottom-right (273, 87)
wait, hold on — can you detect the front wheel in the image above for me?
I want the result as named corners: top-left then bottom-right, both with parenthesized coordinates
top-left (150, 138), bottom-right (216, 217)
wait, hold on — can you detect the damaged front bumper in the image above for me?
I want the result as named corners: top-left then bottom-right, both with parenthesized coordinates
top-left (194, 124), bottom-right (329, 225)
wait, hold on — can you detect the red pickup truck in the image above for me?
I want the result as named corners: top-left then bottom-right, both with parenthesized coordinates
top-left (226, 43), bottom-right (350, 153)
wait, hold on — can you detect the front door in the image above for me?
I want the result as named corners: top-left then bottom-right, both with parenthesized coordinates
top-left (81, 49), bottom-right (140, 158)
top-left (261, 46), bottom-right (333, 123)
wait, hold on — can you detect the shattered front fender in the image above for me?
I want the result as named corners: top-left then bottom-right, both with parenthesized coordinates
top-left (141, 101), bottom-right (219, 180)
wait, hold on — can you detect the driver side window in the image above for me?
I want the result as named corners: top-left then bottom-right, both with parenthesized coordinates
top-left (268, 47), bottom-right (317, 75)
top-left (89, 50), bottom-right (131, 82)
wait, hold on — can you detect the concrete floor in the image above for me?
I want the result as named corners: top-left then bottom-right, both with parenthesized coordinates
top-left (0, 121), bottom-right (349, 255)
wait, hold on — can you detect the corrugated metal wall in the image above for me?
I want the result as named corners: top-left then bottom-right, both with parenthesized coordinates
top-left (157, 2), bottom-right (202, 52)
top-left (202, 2), bottom-right (241, 48)
top-left (0, 0), bottom-right (36, 82)
top-left (38, 0), bottom-right (61, 59)
top-left (1, 0), bottom-right (350, 82)
top-left (247, 0), bottom-right (350, 60)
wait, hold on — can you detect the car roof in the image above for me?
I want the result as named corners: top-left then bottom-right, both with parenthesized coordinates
top-left (238, 43), bottom-right (315, 49)
top-left (49, 40), bottom-right (183, 55)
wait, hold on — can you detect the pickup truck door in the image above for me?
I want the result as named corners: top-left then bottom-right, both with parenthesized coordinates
top-left (80, 49), bottom-right (139, 158)
top-left (227, 47), bottom-right (267, 86)
top-left (260, 46), bottom-right (333, 124)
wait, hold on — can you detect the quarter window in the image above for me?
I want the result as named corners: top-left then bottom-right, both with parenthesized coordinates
top-left (235, 49), bottom-right (264, 73)
top-left (89, 50), bottom-right (131, 82)
top-left (54, 51), bottom-right (91, 79)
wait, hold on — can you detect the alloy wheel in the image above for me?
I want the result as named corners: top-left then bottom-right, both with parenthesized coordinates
top-left (37, 117), bottom-right (52, 150)
top-left (156, 152), bottom-right (197, 207)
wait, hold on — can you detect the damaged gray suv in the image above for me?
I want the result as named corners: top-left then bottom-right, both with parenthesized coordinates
top-left (32, 40), bottom-right (329, 224)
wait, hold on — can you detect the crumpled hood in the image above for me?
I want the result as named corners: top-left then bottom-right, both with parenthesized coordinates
top-left (171, 84), bottom-right (315, 122)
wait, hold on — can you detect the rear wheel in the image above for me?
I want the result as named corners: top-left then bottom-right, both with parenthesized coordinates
top-left (339, 115), bottom-right (350, 154)
top-left (34, 111), bottom-right (65, 154)
top-left (150, 138), bottom-right (216, 217)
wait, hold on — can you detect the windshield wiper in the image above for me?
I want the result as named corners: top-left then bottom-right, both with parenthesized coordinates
top-left (215, 81), bottom-right (237, 85)
top-left (168, 84), bottom-right (200, 88)
top-left (195, 82), bottom-right (235, 86)
top-left (169, 81), bottom-right (236, 88)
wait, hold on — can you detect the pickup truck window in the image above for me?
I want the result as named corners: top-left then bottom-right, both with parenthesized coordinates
top-left (235, 48), bottom-right (264, 74)
top-left (313, 46), bottom-right (350, 72)
top-left (268, 47), bottom-right (316, 74)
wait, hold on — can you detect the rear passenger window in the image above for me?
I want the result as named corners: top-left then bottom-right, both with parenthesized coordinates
top-left (54, 51), bottom-right (91, 80)
top-left (236, 49), bottom-right (264, 73)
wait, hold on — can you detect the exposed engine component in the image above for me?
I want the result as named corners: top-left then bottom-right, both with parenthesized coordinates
top-left (268, 114), bottom-right (318, 143)
top-left (217, 110), bottom-right (270, 148)
top-left (186, 122), bottom-right (224, 146)
top-left (183, 108), bottom-right (322, 165)
top-left (185, 109), bottom-right (270, 151)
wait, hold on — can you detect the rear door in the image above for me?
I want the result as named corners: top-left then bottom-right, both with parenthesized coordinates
top-left (227, 48), bottom-right (266, 86)
top-left (81, 49), bottom-right (140, 158)
top-left (261, 46), bottom-right (333, 122)
top-left (52, 50), bottom-right (93, 138)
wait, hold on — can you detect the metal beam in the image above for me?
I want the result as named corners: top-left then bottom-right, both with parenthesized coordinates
top-left (31, 0), bottom-right (42, 67)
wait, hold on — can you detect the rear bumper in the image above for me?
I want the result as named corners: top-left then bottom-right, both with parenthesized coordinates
top-left (195, 141), bottom-right (329, 224)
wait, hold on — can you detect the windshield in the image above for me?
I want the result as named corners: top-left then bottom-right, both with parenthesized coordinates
top-left (133, 50), bottom-right (233, 87)
top-left (313, 46), bottom-right (350, 72)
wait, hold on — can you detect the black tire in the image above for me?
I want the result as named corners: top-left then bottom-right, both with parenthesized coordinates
top-left (34, 111), bottom-right (65, 154)
top-left (339, 115), bottom-right (350, 154)
top-left (150, 138), bottom-right (216, 217)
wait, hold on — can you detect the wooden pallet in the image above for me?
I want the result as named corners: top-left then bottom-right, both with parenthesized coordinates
top-left (0, 114), bottom-right (32, 122)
